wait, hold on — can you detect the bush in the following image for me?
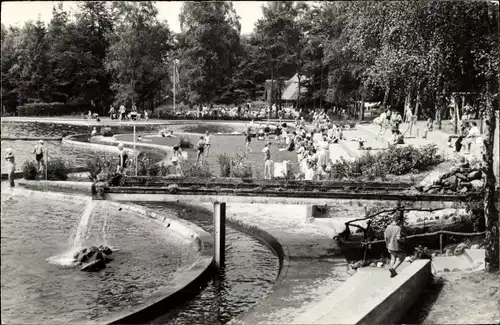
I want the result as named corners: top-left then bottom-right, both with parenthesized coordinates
top-left (178, 136), bottom-right (193, 149)
top-left (46, 158), bottom-right (69, 180)
top-left (328, 144), bottom-right (443, 180)
top-left (22, 161), bottom-right (38, 180)
top-left (216, 153), bottom-right (253, 178)
top-left (17, 102), bottom-right (89, 116)
top-left (414, 245), bottom-right (433, 260)
top-left (102, 127), bottom-right (113, 137)
top-left (181, 161), bottom-right (214, 178)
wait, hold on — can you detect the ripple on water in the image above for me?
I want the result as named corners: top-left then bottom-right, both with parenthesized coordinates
top-left (1, 192), bottom-right (199, 324)
top-left (137, 202), bottom-right (280, 325)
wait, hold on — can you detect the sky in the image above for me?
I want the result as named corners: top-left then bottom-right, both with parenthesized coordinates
top-left (1, 1), bottom-right (267, 35)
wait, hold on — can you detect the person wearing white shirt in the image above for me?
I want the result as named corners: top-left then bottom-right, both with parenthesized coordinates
top-left (464, 122), bottom-right (480, 154)
top-left (204, 131), bottom-right (212, 157)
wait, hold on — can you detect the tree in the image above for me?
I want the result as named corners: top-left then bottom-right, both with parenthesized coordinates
top-left (178, 1), bottom-right (241, 105)
top-left (105, 1), bottom-right (173, 111)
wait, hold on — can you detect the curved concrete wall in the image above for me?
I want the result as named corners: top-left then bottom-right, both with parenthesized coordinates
top-left (100, 202), bottom-right (214, 325)
top-left (63, 134), bottom-right (140, 156)
top-left (8, 182), bottom-right (214, 325)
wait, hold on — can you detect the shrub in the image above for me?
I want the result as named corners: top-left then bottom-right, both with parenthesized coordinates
top-left (22, 161), bottom-right (38, 180)
top-left (328, 144), bottom-right (443, 180)
top-left (102, 127), bottom-right (113, 137)
top-left (414, 245), bottom-right (433, 260)
top-left (86, 156), bottom-right (119, 182)
top-left (181, 161), bottom-right (214, 178)
top-left (178, 136), bottom-right (193, 149)
top-left (17, 102), bottom-right (88, 116)
top-left (216, 153), bottom-right (253, 178)
top-left (46, 158), bottom-right (69, 180)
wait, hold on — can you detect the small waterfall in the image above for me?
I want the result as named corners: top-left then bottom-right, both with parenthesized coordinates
top-left (71, 200), bottom-right (97, 252)
top-left (47, 200), bottom-right (97, 266)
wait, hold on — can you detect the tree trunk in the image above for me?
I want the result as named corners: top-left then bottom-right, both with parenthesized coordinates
top-left (414, 89), bottom-right (421, 121)
top-left (296, 72), bottom-right (301, 113)
top-left (453, 95), bottom-right (459, 134)
top-left (269, 66), bottom-right (274, 120)
top-left (483, 94), bottom-right (499, 272)
top-left (382, 84), bottom-right (390, 108)
top-left (360, 88), bottom-right (365, 121)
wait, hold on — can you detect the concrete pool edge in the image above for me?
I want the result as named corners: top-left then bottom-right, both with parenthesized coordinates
top-left (2, 184), bottom-right (215, 325)
top-left (99, 202), bottom-right (214, 325)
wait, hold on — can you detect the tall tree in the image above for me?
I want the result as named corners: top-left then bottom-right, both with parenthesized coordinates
top-left (178, 1), bottom-right (241, 105)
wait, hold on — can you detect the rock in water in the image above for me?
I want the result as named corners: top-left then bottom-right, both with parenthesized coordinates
top-left (81, 259), bottom-right (106, 272)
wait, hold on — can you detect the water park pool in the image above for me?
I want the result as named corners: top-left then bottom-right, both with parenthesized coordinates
top-left (0, 189), bottom-right (199, 324)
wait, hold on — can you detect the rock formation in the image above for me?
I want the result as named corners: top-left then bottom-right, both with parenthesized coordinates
top-left (416, 162), bottom-right (485, 194)
top-left (73, 245), bottom-right (114, 272)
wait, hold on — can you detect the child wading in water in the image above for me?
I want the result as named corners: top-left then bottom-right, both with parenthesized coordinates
top-left (384, 210), bottom-right (406, 278)
top-left (196, 136), bottom-right (206, 166)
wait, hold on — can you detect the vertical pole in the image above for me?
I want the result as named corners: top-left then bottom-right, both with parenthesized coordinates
top-left (134, 125), bottom-right (137, 176)
top-left (173, 60), bottom-right (176, 113)
top-left (45, 148), bottom-right (48, 181)
top-left (439, 233), bottom-right (443, 254)
top-left (213, 202), bottom-right (226, 270)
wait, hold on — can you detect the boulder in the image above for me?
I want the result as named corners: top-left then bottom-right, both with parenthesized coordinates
top-left (455, 173), bottom-right (468, 181)
top-left (423, 185), bottom-right (432, 192)
top-left (369, 263), bottom-right (376, 267)
top-left (428, 188), bottom-right (440, 194)
top-left (376, 262), bottom-right (384, 268)
top-left (470, 180), bottom-right (485, 190)
top-left (459, 187), bottom-right (468, 193)
top-left (81, 259), bottom-right (106, 272)
top-left (350, 261), bottom-right (364, 270)
top-left (445, 248), bottom-right (453, 256)
top-left (454, 243), bottom-right (468, 255)
top-left (470, 244), bottom-right (480, 249)
top-left (419, 171), bottom-right (446, 188)
top-left (443, 175), bottom-right (457, 186)
top-left (459, 162), bottom-right (470, 169)
top-left (467, 170), bottom-right (482, 180)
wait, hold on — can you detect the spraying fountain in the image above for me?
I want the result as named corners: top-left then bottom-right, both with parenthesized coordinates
top-left (47, 200), bottom-right (114, 271)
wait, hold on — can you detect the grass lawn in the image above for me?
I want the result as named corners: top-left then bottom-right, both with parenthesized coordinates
top-left (115, 133), bottom-right (299, 178)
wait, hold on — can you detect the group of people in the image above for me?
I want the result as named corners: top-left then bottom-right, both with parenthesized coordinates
top-left (4, 140), bottom-right (46, 187)
top-left (247, 115), bottom-right (348, 180)
top-left (373, 109), bottom-right (405, 144)
top-left (108, 104), bottom-right (148, 122)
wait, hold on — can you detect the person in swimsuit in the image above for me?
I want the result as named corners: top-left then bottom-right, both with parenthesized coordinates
top-left (262, 142), bottom-right (273, 180)
top-left (245, 131), bottom-right (253, 152)
top-left (117, 143), bottom-right (128, 173)
top-left (5, 148), bottom-right (15, 187)
top-left (204, 131), bottom-right (212, 157)
top-left (196, 136), bottom-right (205, 166)
top-left (33, 140), bottom-right (45, 172)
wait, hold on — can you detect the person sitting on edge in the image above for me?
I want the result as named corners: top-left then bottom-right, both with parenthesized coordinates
top-left (91, 127), bottom-right (97, 137)
top-left (384, 210), bottom-right (406, 278)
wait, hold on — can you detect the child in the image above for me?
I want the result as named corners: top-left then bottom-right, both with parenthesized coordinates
top-left (262, 142), bottom-right (273, 180)
top-left (204, 131), bottom-right (211, 157)
top-left (245, 131), bottom-right (253, 152)
top-left (196, 136), bottom-right (205, 166)
top-left (384, 211), bottom-right (406, 278)
top-left (423, 118), bottom-right (433, 139)
top-left (5, 148), bottom-right (15, 187)
top-left (33, 140), bottom-right (45, 173)
top-left (144, 111), bottom-right (149, 122)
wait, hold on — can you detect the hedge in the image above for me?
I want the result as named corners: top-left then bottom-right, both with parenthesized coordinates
top-left (17, 102), bottom-right (89, 116)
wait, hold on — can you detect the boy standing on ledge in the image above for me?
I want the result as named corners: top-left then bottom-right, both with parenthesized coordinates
top-left (384, 210), bottom-right (406, 278)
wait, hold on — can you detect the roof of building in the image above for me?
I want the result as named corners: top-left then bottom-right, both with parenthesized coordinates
top-left (281, 73), bottom-right (309, 101)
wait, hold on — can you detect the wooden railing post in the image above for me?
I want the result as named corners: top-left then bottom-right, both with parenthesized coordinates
top-left (439, 233), bottom-right (443, 254)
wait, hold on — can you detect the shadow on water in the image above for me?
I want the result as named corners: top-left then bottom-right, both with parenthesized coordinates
top-left (399, 275), bottom-right (446, 324)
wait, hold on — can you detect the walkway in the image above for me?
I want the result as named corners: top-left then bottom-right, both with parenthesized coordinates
top-left (185, 202), bottom-right (353, 325)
